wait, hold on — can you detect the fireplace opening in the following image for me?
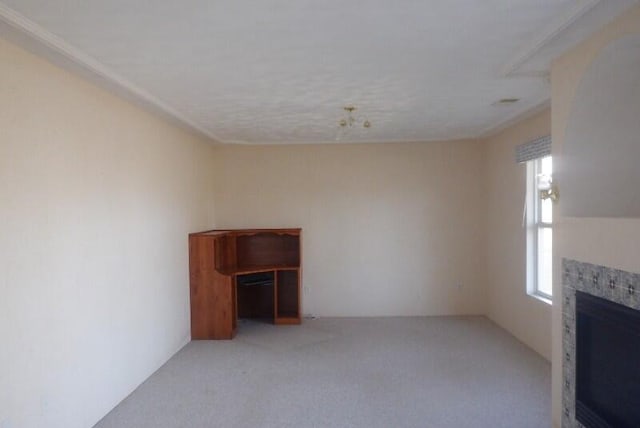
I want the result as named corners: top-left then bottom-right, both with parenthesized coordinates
top-left (576, 291), bottom-right (640, 428)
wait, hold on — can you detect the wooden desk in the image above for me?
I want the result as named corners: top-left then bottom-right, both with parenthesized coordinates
top-left (189, 228), bottom-right (302, 339)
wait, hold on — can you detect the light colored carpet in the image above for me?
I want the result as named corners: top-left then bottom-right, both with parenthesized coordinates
top-left (94, 317), bottom-right (550, 428)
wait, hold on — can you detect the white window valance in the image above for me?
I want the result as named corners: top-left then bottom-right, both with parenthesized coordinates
top-left (515, 135), bottom-right (551, 163)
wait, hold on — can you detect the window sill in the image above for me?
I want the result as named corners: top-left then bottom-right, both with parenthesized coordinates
top-left (528, 292), bottom-right (552, 306)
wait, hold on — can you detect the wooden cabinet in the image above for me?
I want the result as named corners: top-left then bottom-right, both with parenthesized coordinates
top-left (189, 228), bottom-right (301, 339)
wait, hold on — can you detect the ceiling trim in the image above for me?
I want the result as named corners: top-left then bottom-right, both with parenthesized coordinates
top-left (222, 136), bottom-right (479, 145)
top-left (0, 3), bottom-right (222, 143)
top-left (501, 0), bottom-right (601, 77)
top-left (0, 1), bottom-right (624, 145)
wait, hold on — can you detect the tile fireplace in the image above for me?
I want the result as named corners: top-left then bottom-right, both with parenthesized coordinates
top-left (562, 259), bottom-right (640, 427)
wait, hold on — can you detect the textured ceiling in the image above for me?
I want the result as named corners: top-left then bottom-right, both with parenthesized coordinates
top-left (0, 0), bottom-right (637, 144)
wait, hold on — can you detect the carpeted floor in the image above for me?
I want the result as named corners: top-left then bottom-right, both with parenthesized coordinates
top-left (94, 317), bottom-right (551, 428)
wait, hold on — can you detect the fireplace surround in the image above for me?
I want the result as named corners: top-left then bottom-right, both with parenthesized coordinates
top-left (562, 259), bottom-right (640, 427)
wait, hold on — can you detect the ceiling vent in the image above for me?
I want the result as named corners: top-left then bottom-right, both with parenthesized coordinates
top-left (493, 98), bottom-right (520, 106)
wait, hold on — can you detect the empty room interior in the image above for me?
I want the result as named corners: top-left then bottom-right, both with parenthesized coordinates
top-left (2, 1), bottom-right (640, 427)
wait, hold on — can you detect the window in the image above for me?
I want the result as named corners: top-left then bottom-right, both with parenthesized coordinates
top-left (527, 156), bottom-right (553, 301)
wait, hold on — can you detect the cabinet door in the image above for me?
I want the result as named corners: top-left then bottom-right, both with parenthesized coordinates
top-left (209, 273), bottom-right (235, 339)
top-left (190, 236), bottom-right (235, 339)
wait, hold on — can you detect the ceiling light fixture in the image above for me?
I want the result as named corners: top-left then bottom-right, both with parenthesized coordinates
top-left (336, 106), bottom-right (371, 141)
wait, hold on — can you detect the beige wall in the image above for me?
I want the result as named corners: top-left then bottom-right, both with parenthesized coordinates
top-left (484, 109), bottom-right (552, 360)
top-left (0, 39), bottom-right (216, 428)
top-left (0, 14), bottom-right (574, 427)
top-left (550, 5), bottom-right (640, 427)
top-left (213, 141), bottom-right (487, 317)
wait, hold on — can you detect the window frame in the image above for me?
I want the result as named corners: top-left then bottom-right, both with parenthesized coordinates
top-left (526, 156), bottom-right (553, 303)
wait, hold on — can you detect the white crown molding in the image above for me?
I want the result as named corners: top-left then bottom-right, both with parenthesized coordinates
top-left (0, 3), bottom-right (223, 143)
top-left (0, 1), bottom-right (629, 146)
top-left (222, 135), bottom-right (478, 146)
top-left (501, 0), bottom-right (601, 77)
